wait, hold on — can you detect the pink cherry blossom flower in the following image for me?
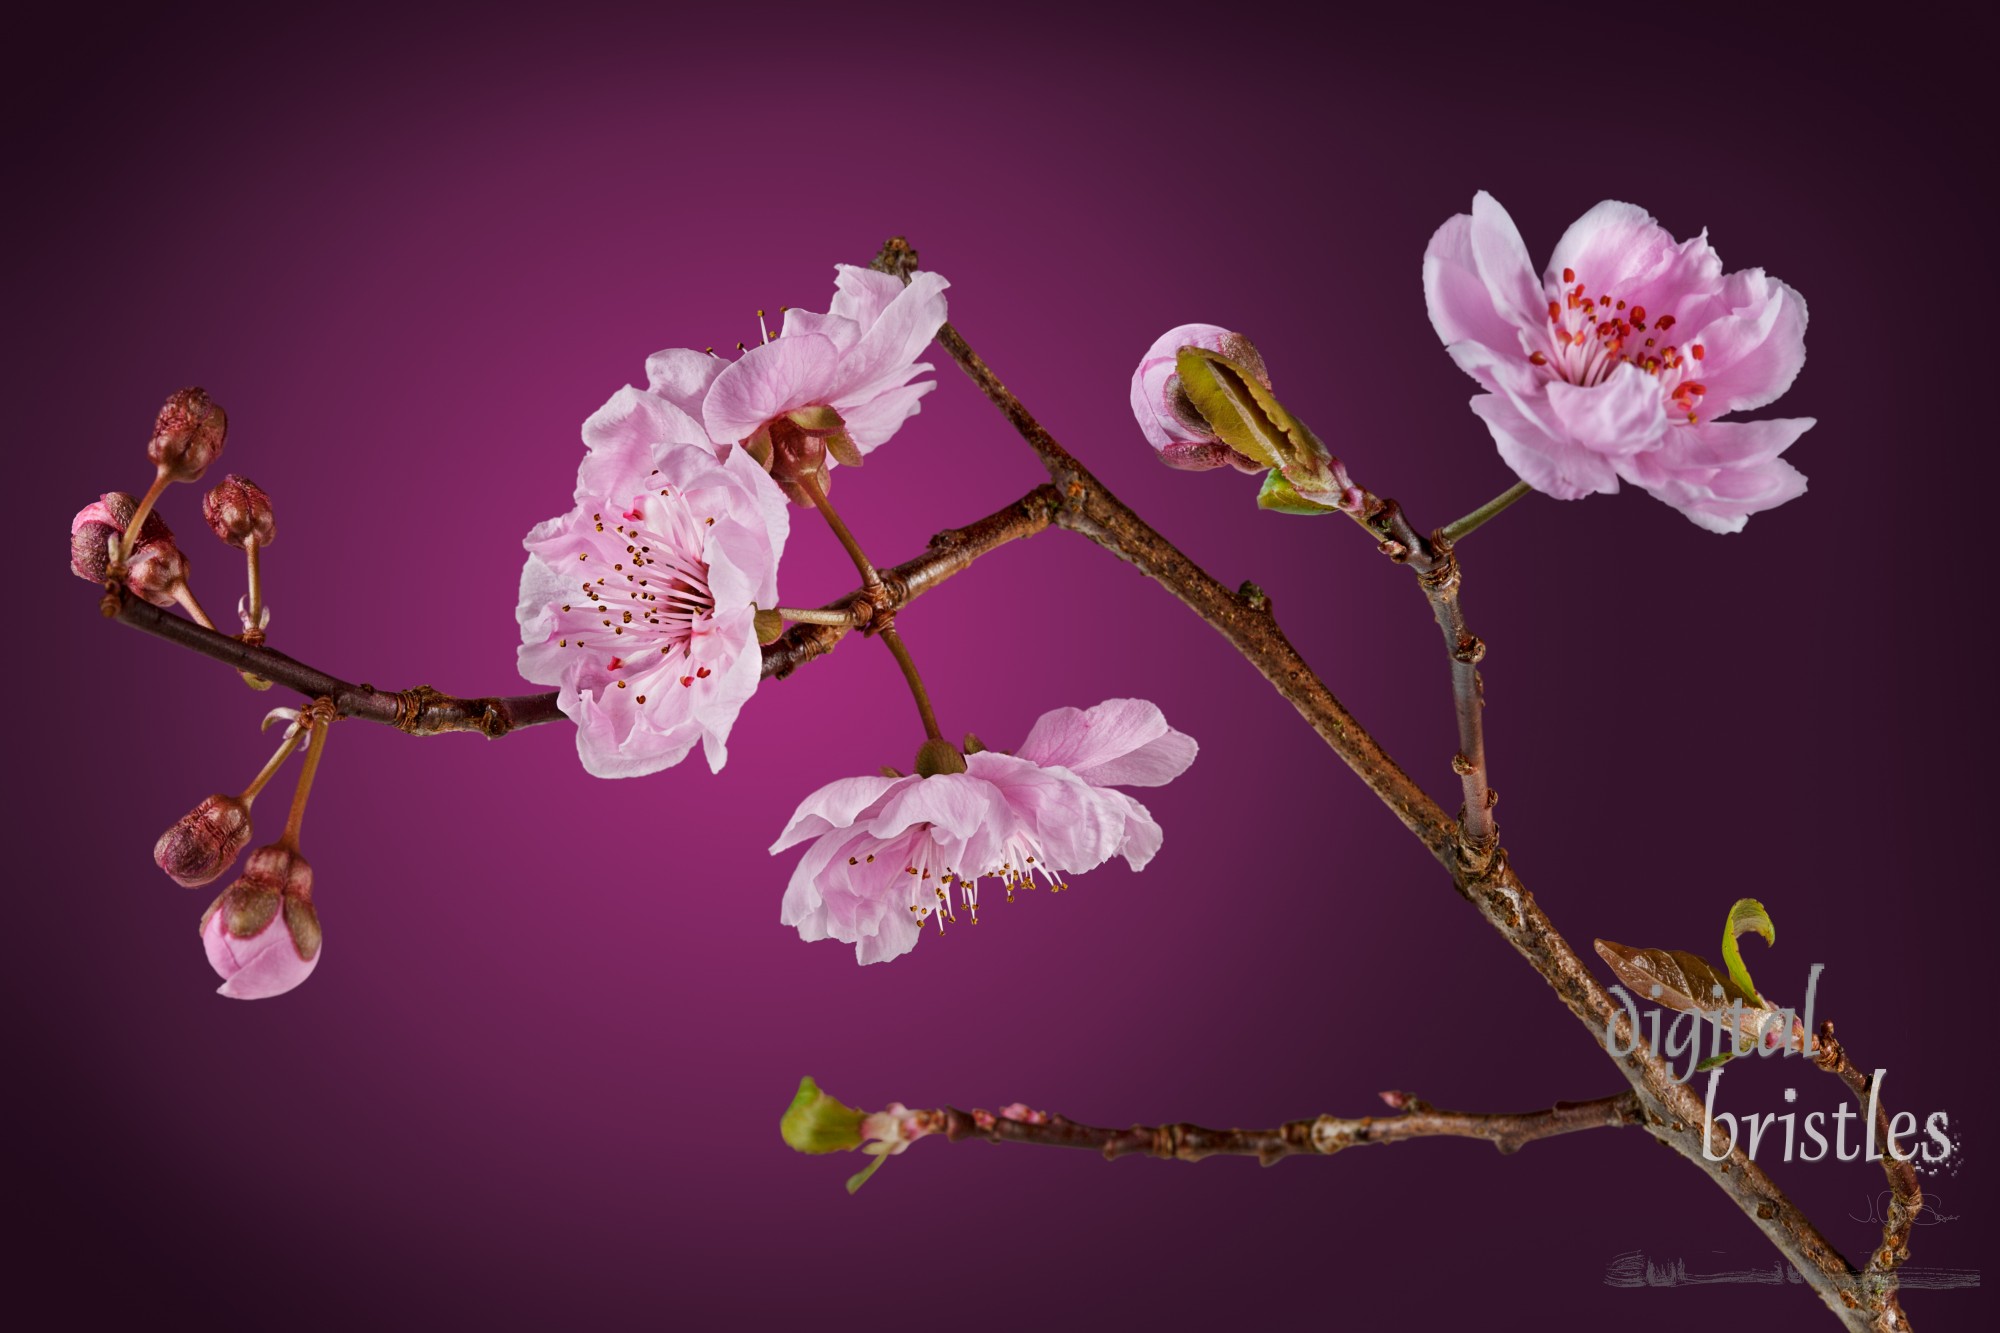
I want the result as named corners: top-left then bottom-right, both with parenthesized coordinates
top-left (1129, 323), bottom-right (1274, 473)
top-left (517, 382), bottom-right (790, 777)
top-left (702, 265), bottom-right (950, 457)
top-left (772, 699), bottom-right (1196, 965)
top-left (1425, 192), bottom-right (1812, 533)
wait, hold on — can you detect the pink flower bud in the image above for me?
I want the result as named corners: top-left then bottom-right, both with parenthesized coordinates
top-left (201, 474), bottom-right (275, 548)
top-left (155, 794), bottom-right (253, 888)
top-left (148, 387), bottom-right (228, 481)
top-left (70, 492), bottom-right (171, 584)
top-left (1130, 324), bottom-right (1274, 473)
top-left (198, 844), bottom-right (320, 1000)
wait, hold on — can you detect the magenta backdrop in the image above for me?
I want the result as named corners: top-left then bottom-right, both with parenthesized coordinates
top-left (13, 5), bottom-right (1989, 1329)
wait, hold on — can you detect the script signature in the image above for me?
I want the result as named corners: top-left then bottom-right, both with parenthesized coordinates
top-left (1850, 1190), bottom-right (1959, 1227)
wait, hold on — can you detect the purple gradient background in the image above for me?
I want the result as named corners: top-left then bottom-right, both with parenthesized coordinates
top-left (11, 5), bottom-right (1990, 1328)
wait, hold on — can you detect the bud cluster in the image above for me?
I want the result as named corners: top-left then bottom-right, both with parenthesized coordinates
top-left (77, 389), bottom-right (333, 1000)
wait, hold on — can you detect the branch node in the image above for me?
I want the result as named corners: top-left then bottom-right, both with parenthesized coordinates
top-left (1236, 580), bottom-right (1270, 613)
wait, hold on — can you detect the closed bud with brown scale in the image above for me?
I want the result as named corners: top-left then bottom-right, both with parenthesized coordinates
top-left (148, 387), bottom-right (229, 482)
top-left (124, 538), bottom-right (191, 608)
top-left (201, 474), bottom-right (275, 548)
top-left (155, 795), bottom-right (254, 888)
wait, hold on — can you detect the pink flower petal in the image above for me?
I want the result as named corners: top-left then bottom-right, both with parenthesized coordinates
top-left (1618, 419), bottom-right (1813, 533)
top-left (204, 911), bottom-right (318, 1000)
top-left (1684, 270), bottom-right (1809, 416)
top-left (1469, 394), bottom-right (1619, 500)
top-left (838, 380), bottom-right (936, 451)
top-left (1543, 200), bottom-right (1687, 303)
top-left (776, 307), bottom-right (861, 352)
top-left (826, 271), bottom-right (950, 405)
top-left (827, 264), bottom-right (906, 331)
top-left (1467, 191), bottom-right (1545, 336)
top-left (1546, 364), bottom-right (1669, 458)
top-left (868, 771), bottom-right (1001, 843)
top-left (1012, 698), bottom-right (1197, 788)
top-left (772, 776), bottom-right (906, 853)
top-left (1424, 213), bottom-right (1529, 361)
top-left (702, 333), bottom-right (842, 443)
top-left (643, 348), bottom-right (727, 418)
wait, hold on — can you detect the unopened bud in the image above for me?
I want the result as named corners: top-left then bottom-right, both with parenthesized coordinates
top-left (198, 844), bottom-right (320, 1000)
top-left (1130, 324), bottom-right (1273, 473)
top-left (201, 474), bottom-right (275, 548)
top-left (148, 387), bottom-right (228, 481)
top-left (155, 794), bottom-right (253, 888)
top-left (70, 492), bottom-right (171, 584)
top-left (123, 535), bottom-right (190, 608)
top-left (781, 1076), bottom-right (866, 1154)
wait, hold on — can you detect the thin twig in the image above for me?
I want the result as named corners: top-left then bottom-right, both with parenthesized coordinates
top-left (921, 1090), bottom-right (1642, 1165)
top-left (1440, 480), bottom-right (1532, 543)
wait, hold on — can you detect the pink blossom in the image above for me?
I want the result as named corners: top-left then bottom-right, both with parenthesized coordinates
top-left (1129, 323), bottom-right (1273, 473)
top-left (702, 265), bottom-right (949, 457)
top-left (199, 845), bottom-right (320, 1000)
top-left (772, 699), bottom-right (1196, 965)
top-left (517, 382), bottom-right (790, 777)
top-left (1425, 192), bottom-right (1812, 533)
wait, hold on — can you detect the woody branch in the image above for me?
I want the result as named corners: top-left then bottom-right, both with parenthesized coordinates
top-left (920, 1090), bottom-right (1643, 1164)
top-left (866, 236), bottom-right (1917, 1332)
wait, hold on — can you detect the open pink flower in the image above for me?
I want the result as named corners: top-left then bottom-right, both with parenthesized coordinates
top-left (1129, 323), bottom-right (1273, 473)
top-left (772, 699), bottom-right (1196, 965)
top-left (1425, 192), bottom-right (1812, 533)
top-left (517, 382), bottom-right (790, 777)
top-left (703, 265), bottom-right (949, 457)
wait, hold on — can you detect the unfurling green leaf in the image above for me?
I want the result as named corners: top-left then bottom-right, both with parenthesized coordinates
top-left (781, 1077), bottom-right (865, 1155)
top-left (845, 1153), bottom-right (890, 1194)
top-left (1721, 898), bottom-right (1776, 1006)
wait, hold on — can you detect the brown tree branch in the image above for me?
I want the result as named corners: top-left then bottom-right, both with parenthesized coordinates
top-left (102, 591), bottom-right (567, 737)
top-left (915, 1089), bottom-right (1642, 1165)
top-left (871, 236), bottom-right (1911, 1332)
top-left (1816, 1021), bottom-right (1924, 1315)
top-left (101, 484), bottom-right (1061, 731)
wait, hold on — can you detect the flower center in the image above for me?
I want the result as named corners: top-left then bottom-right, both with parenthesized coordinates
top-left (852, 827), bottom-right (1070, 937)
top-left (1532, 268), bottom-right (1710, 422)
top-left (551, 479), bottom-right (720, 695)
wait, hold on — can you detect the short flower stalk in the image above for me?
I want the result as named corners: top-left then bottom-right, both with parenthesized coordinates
top-left (197, 701), bottom-right (333, 999)
top-left (154, 710), bottom-right (309, 888)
